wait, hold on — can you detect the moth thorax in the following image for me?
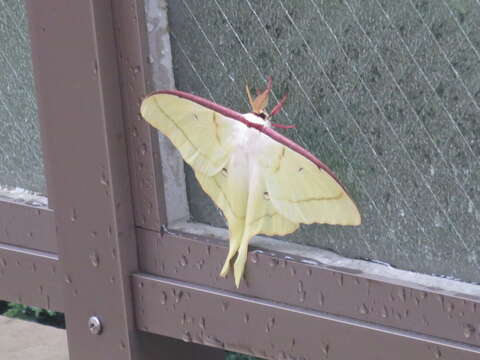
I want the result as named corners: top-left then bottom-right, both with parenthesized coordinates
top-left (243, 112), bottom-right (271, 127)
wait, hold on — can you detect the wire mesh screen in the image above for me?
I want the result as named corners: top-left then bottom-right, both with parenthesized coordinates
top-left (0, 0), bottom-right (45, 193)
top-left (165, 0), bottom-right (480, 282)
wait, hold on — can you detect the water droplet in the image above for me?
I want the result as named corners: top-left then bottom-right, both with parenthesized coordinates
top-left (337, 274), bottom-right (344, 286)
top-left (446, 302), bottom-right (454, 313)
top-left (266, 317), bottom-right (275, 332)
top-left (251, 252), bottom-right (259, 264)
top-left (463, 324), bottom-right (475, 338)
top-left (1, 258), bottom-right (7, 267)
top-left (89, 252), bottom-right (100, 267)
top-left (359, 304), bottom-right (369, 315)
top-left (206, 245), bottom-right (211, 256)
top-left (263, 191), bottom-right (270, 200)
top-left (31, 263), bottom-right (37, 272)
top-left (433, 347), bottom-right (442, 358)
top-left (398, 288), bottom-right (406, 302)
top-left (181, 313), bottom-right (187, 326)
top-left (318, 292), bottom-right (324, 306)
top-left (221, 168), bottom-right (228, 176)
top-left (175, 290), bottom-right (183, 303)
top-left (381, 306), bottom-right (388, 318)
top-left (322, 344), bottom-right (330, 356)
top-left (65, 275), bottom-right (72, 284)
top-left (146, 56), bottom-right (154, 64)
top-left (243, 313), bottom-right (250, 323)
top-left (140, 143), bottom-right (147, 156)
top-left (120, 340), bottom-right (126, 350)
top-left (160, 291), bottom-right (167, 305)
top-left (306, 268), bottom-right (312, 277)
top-left (269, 258), bottom-right (279, 267)
top-left (297, 280), bottom-right (304, 293)
top-left (70, 208), bottom-right (77, 222)
top-left (180, 256), bottom-right (188, 267)
top-left (289, 267), bottom-right (296, 276)
top-left (195, 259), bottom-right (205, 269)
top-left (199, 317), bottom-right (206, 330)
top-left (182, 331), bottom-right (192, 343)
top-left (221, 301), bottom-right (229, 312)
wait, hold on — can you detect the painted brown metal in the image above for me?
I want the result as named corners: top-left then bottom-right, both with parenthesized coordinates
top-left (132, 274), bottom-right (480, 360)
top-left (13, 0), bottom-right (478, 358)
top-left (0, 244), bottom-right (63, 312)
top-left (137, 228), bottom-right (480, 348)
top-left (111, 0), bottom-right (167, 231)
top-left (27, 0), bottom-right (142, 358)
top-left (0, 201), bottom-right (56, 253)
top-left (110, 1), bottom-right (224, 359)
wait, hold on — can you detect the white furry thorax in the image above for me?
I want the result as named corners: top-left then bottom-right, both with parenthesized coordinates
top-left (243, 112), bottom-right (271, 128)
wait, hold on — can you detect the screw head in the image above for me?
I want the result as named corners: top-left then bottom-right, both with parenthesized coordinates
top-left (88, 316), bottom-right (102, 335)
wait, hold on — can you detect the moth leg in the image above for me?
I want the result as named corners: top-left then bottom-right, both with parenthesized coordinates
top-left (233, 235), bottom-right (250, 288)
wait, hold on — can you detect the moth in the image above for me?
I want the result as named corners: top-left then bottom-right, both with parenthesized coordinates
top-left (141, 79), bottom-right (361, 287)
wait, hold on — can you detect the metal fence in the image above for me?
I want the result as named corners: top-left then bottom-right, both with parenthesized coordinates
top-left (0, 1), bottom-right (479, 359)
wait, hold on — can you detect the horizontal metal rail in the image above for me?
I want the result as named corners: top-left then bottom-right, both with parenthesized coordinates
top-left (0, 243), bottom-right (62, 311)
top-left (132, 273), bottom-right (480, 360)
top-left (137, 228), bottom-right (480, 348)
top-left (0, 200), bottom-right (56, 253)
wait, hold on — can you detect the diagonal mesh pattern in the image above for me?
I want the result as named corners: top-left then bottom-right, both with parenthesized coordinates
top-left (0, 0), bottom-right (44, 193)
top-left (165, 0), bottom-right (480, 282)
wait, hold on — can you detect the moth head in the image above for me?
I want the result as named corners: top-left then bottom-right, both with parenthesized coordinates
top-left (245, 77), bottom-right (288, 121)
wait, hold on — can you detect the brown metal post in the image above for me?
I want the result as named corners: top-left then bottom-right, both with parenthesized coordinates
top-left (27, 1), bottom-right (142, 358)
top-left (25, 1), bottom-right (225, 359)
top-left (110, 0), bottom-right (167, 232)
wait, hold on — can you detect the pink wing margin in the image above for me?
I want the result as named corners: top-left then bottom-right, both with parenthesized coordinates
top-left (149, 89), bottom-right (347, 191)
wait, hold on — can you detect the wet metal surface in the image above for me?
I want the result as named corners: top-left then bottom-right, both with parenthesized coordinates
top-left (28, 1), bottom-right (143, 359)
top-left (114, 0), bottom-right (167, 232)
top-left (0, 244), bottom-right (62, 311)
top-left (0, 200), bottom-right (56, 253)
top-left (132, 274), bottom-right (480, 360)
top-left (137, 228), bottom-right (480, 348)
top-left (167, 0), bottom-right (480, 282)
